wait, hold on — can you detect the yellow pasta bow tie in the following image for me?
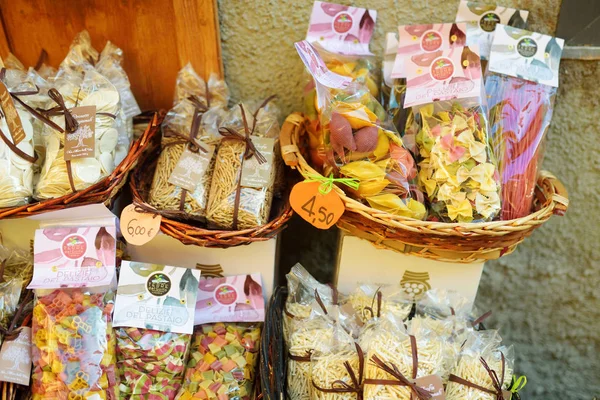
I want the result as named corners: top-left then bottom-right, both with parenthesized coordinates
top-left (456, 163), bottom-right (497, 191)
top-left (456, 130), bottom-right (487, 163)
top-left (447, 198), bottom-right (473, 222)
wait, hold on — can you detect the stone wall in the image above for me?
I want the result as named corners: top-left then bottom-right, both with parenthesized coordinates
top-left (218, 0), bottom-right (600, 398)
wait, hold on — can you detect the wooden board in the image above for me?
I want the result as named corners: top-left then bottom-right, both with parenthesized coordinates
top-left (0, 0), bottom-right (223, 110)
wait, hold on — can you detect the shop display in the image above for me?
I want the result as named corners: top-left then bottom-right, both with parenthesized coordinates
top-left (113, 261), bottom-right (201, 400)
top-left (28, 226), bottom-right (118, 400)
top-left (404, 46), bottom-right (500, 222)
top-left (486, 26), bottom-right (564, 220)
top-left (149, 64), bottom-right (228, 219)
top-left (178, 274), bottom-right (265, 400)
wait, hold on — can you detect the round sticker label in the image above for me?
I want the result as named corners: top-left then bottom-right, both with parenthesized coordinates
top-left (517, 37), bottom-right (538, 57)
top-left (61, 235), bottom-right (87, 260)
top-left (430, 57), bottom-right (455, 81)
top-left (332, 12), bottom-right (353, 34)
top-left (214, 284), bottom-right (238, 305)
top-left (479, 12), bottom-right (501, 32)
top-left (421, 30), bottom-right (443, 52)
top-left (147, 272), bottom-right (171, 297)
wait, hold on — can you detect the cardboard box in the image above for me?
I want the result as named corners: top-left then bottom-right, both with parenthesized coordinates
top-left (336, 235), bottom-right (485, 305)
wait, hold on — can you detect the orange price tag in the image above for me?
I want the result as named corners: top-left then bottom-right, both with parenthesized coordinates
top-left (290, 181), bottom-right (344, 229)
top-left (120, 204), bottom-right (162, 246)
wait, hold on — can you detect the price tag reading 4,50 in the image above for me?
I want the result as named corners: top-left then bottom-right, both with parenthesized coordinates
top-left (290, 181), bottom-right (345, 229)
top-left (120, 204), bottom-right (162, 246)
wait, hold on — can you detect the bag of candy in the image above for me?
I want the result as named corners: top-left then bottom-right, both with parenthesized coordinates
top-left (28, 226), bottom-right (119, 400)
top-left (296, 40), bottom-right (426, 219)
top-left (149, 64), bottom-right (229, 220)
top-left (176, 273), bottom-right (265, 400)
top-left (404, 46), bottom-right (501, 222)
top-left (113, 261), bottom-right (201, 400)
top-left (486, 26), bottom-right (564, 220)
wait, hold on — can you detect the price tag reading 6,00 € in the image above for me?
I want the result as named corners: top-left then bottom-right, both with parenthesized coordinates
top-left (120, 204), bottom-right (162, 246)
top-left (290, 181), bottom-right (345, 230)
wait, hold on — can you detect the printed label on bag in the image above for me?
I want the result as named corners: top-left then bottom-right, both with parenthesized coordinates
top-left (114, 261), bottom-right (201, 334)
top-left (29, 226), bottom-right (117, 289)
top-left (456, 0), bottom-right (529, 59)
top-left (0, 327), bottom-right (32, 386)
top-left (392, 23), bottom-right (466, 79)
top-left (414, 375), bottom-right (445, 399)
top-left (64, 105), bottom-right (96, 161)
top-left (306, 1), bottom-right (377, 56)
top-left (0, 81), bottom-right (26, 145)
top-left (240, 137), bottom-right (275, 189)
top-left (404, 46), bottom-right (482, 107)
top-left (195, 274), bottom-right (265, 325)
top-left (169, 144), bottom-right (215, 191)
top-left (488, 26), bottom-right (564, 87)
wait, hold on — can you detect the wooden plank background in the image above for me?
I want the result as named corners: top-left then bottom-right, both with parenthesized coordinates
top-left (0, 0), bottom-right (223, 110)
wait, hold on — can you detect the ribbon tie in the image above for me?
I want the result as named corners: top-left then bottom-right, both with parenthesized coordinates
top-left (305, 173), bottom-right (360, 195)
top-left (362, 287), bottom-right (383, 320)
top-left (47, 88), bottom-right (79, 133)
top-left (448, 352), bottom-right (507, 400)
top-left (312, 343), bottom-right (365, 400)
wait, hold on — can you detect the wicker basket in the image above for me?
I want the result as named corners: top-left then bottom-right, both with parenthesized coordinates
top-left (129, 125), bottom-right (293, 248)
top-left (280, 113), bottom-right (569, 263)
top-left (0, 112), bottom-right (163, 220)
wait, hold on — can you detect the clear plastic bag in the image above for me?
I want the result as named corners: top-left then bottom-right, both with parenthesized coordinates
top-left (149, 64), bottom-right (229, 219)
top-left (206, 100), bottom-right (280, 229)
top-left (0, 243), bottom-right (33, 334)
top-left (177, 323), bottom-right (261, 400)
top-left (31, 287), bottom-right (118, 400)
top-left (58, 30), bottom-right (99, 75)
top-left (345, 283), bottom-right (412, 324)
top-left (35, 69), bottom-right (121, 199)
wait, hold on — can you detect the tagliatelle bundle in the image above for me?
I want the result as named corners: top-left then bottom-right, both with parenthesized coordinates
top-left (346, 284), bottom-right (412, 324)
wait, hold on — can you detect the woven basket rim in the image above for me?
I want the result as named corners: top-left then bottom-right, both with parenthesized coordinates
top-left (0, 112), bottom-right (163, 220)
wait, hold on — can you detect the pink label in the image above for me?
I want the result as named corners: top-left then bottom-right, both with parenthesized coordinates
top-left (404, 46), bottom-right (483, 108)
top-left (29, 226), bottom-right (116, 289)
top-left (195, 274), bottom-right (265, 325)
top-left (392, 23), bottom-right (467, 79)
top-left (306, 1), bottom-right (377, 56)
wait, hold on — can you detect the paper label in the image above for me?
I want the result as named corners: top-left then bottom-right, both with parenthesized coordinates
top-left (488, 25), bottom-right (564, 87)
top-left (290, 181), bottom-right (345, 230)
top-left (414, 375), bottom-right (445, 399)
top-left (240, 137), bottom-right (275, 189)
top-left (169, 144), bottom-right (215, 191)
top-left (306, 1), bottom-right (377, 56)
top-left (456, 1), bottom-right (529, 59)
top-left (113, 261), bottom-right (201, 334)
top-left (392, 23), bottom-right (467, 79)
top-left (0, 327), bottom-right (32, 385)
top-left (0, 81), bottom-right (26, 145)
top-left (195, 274), bottom-right (265, 325)
top-left (404, 46), bottom-right (483, 108)
top-left (64, 105), bottom-right (96, 161)
top-left (120, 204), bottom-right (161, 246)
top-left (29, 226), bottom-right (116, 289)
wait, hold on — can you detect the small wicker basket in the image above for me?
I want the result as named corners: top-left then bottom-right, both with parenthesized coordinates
top-left (0, 112), bottom-right (162, 220)
top-left (129, 124), bottom-right (293, 248)
top-left (280, 113), bottom-right (569, 263)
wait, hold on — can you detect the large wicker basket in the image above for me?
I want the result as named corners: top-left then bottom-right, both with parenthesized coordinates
top-left (129, 125), bottom-right (293, 248)
top-left (280, 113), bottom-right (569, 263)
top-left (0, 112), bottom-right (162, 219)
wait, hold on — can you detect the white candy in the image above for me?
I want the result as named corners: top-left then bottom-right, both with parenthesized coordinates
top-left (72, 158), bottom-right (101, 183)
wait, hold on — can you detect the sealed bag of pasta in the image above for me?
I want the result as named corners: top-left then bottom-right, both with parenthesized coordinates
top-left (404, 46), bottom-right (501, 222)
top-left (296, 40), bottom-right (426, 220)
top-left (361, 313), bottom-right (450, 400)
top-left (206, 98), bottom-right (280, 230)
top-left (446, 330), bottom-right (515, 400)
top-left (113, 262), bottom-right (200, 400)
top-left (149, 64), bottom-right (229, 220)
top-left (34, 68), bottom-right (121, 199)
top-left (176, 274), bottom-right (264, 400)
top-left (0, 68), bottom-right (39, 207)
top-left (345, 283), bottom-right (412, 324)
top-left (28, 226), bottom-right (119, 400)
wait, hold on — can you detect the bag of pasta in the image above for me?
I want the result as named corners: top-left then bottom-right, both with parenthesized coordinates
top-left (113, 262), bottom-right (201, 400)
top-left (446, 330), bottom-right (515, 400)
top-left (34, 68), bottom-right (121, 199)
top-left (404, 46), bottom-right (501, 222)
top-left (344, 283), bottom-right (412, 324)
top-left (296, 40), bottom-right (426, 220)
top-left (29, 226), bottom-right (119, 400)
top-left (149, 64), bottom-right (228, 220)
top-left (206, 98), bottom-right (280, 230)
top-left (0, 241), bottom-right (33, 341)
top-left (362, 313), bottom-right (451, 400)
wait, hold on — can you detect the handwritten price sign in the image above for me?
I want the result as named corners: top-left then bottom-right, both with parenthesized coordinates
top-left (120, 204), bottom-right (162, 246)
top-left (290, 181), bottom-right (345, 229)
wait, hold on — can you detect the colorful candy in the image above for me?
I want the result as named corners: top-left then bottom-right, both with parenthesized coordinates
top-left (177, 323), bottom-right (261, 400)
